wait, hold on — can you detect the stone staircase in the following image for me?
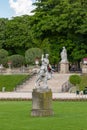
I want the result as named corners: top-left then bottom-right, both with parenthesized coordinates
top-left (48, 73), bottom-right (72, 92)
top-left (16, 73), bottom-right (72, 93)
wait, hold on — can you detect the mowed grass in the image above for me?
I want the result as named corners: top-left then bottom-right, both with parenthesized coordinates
top-left (0, 101), bottom-right (87, 130)
top-left (0, 75), bottom-right (29, 91)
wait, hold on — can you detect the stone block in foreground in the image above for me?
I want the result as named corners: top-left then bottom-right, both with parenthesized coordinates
top-left (31, 88), bottom-right (54, 117)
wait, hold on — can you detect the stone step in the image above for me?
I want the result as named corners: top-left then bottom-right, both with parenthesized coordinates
top-left (16, 73), bottom-right (72, 92)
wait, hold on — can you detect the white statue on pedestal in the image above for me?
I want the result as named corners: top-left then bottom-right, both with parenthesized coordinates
top-left (35, 54), bottom-right (52, 89)
top-left (61, 46), bottom-right (68, 63)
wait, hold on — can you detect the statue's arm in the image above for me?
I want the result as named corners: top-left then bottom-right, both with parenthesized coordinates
top-left (41, 54), bottom-right (44, 62)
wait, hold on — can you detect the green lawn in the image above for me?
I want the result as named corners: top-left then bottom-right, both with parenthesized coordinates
top-left (0, 101), bottom-right (87, 130)
top-left (0, 75), bottom-right (29, 91)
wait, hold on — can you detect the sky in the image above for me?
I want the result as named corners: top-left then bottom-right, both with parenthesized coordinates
top-left (0, 0), bottom-right (36, 18)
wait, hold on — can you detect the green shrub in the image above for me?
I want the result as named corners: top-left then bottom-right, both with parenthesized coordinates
top-left (8, 54), bottom-right (25, 68)
top-left (0, 49), bottom-right (8, 66)
top-left (69, 75), bottom-right (81, 86)
top-left (25, 48), bottom-right (43, 64)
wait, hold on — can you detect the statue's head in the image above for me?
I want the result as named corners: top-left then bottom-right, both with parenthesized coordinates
top-left (46, 54), bottom-right (49, 58)
top-left (63, 46), bottom-right (65, 49)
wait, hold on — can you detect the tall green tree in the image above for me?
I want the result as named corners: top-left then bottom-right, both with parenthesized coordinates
top-left (0, 0), bottom-right (87, 66)
top-left (3, 15), bottom-right (34, 55)
top-left (0, 18), bottom-right (8, 49)
top-left (31, 0), bottom-right (87, 64)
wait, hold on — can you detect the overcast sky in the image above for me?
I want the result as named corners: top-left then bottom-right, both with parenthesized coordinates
top-left (0, 0), bottom-right (36, 18)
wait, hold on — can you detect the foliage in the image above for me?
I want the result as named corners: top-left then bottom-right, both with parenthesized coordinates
top-left (69, 74), bottom-right (81, 86)
top-left (79, 75), bottom-right (87, 90)
top-left (0, 75), bottom-right (29, 91)
top-left (3, 15), bottom-right (34, 55)
top-left (25, 48), bottom-right (43, 64)
top-left (0, 49), bottom-right (8, 58)
top-left (32, 0), bottom-right (87, 63)
top-left (0, 101), bottom-right (87, 130)
top-left (0, 1), bottom-right (87, 64)
top-left (0, 18), bottom-right (8, 49)
top-left (0, 49), bottom-right (8, 66)
top-left (8, 54), bottom-right (25, 68)
top-left (69, 74), bottom-right (87, 91)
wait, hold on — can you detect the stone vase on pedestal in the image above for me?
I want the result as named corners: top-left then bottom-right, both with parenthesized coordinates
top-left (60, 62), bottom-right (69, 73)
top-left (31, 88), bottom-right (54, 117)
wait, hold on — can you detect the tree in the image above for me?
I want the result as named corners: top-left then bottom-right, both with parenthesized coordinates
top-left (8, 54), bottom-right (25, 68)
top-left (3, 15), bottom-right (34, 55)
top-left (0, 0), bottom-right (87, 65)
top-left (0, 49), bottom-right (8, 66)
top-left (25, 48), bottom-right (43, 64)
top-left (31, 0), bottom-right (87, 64)
top-left (0, 18), bottom-right (8, 49)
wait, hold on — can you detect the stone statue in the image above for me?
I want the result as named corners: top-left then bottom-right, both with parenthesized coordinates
top-left (35, 54), bottom-right (52, 89)
top-left (61, 46), bottom-right (68, 63)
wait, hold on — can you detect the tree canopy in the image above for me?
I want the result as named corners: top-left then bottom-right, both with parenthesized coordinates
top-left (0, 0), bottom-right (87, 65)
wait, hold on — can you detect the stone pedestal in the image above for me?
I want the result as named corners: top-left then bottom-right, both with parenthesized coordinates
top-left (60, 62), bottom-right (69, 73)
top-left (31, 88), bottom-right (54, 117)
top-left (82, 64), bottom-right (87, 74)
top-left (6, 68), bottom-right (12, 74)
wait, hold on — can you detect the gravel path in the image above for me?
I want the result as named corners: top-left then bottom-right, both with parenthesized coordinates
top-left (0, 92), bottom-right (87, 100)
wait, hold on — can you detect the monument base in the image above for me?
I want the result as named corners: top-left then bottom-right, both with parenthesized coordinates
top-left (31, 109), bottom-right (53, 117)
top-left (60, 62), bottom-right (69, 73)
top-left (31, 88), bottom-right (54, 117)
top-left (82, 64), bottom-right (87, 74)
